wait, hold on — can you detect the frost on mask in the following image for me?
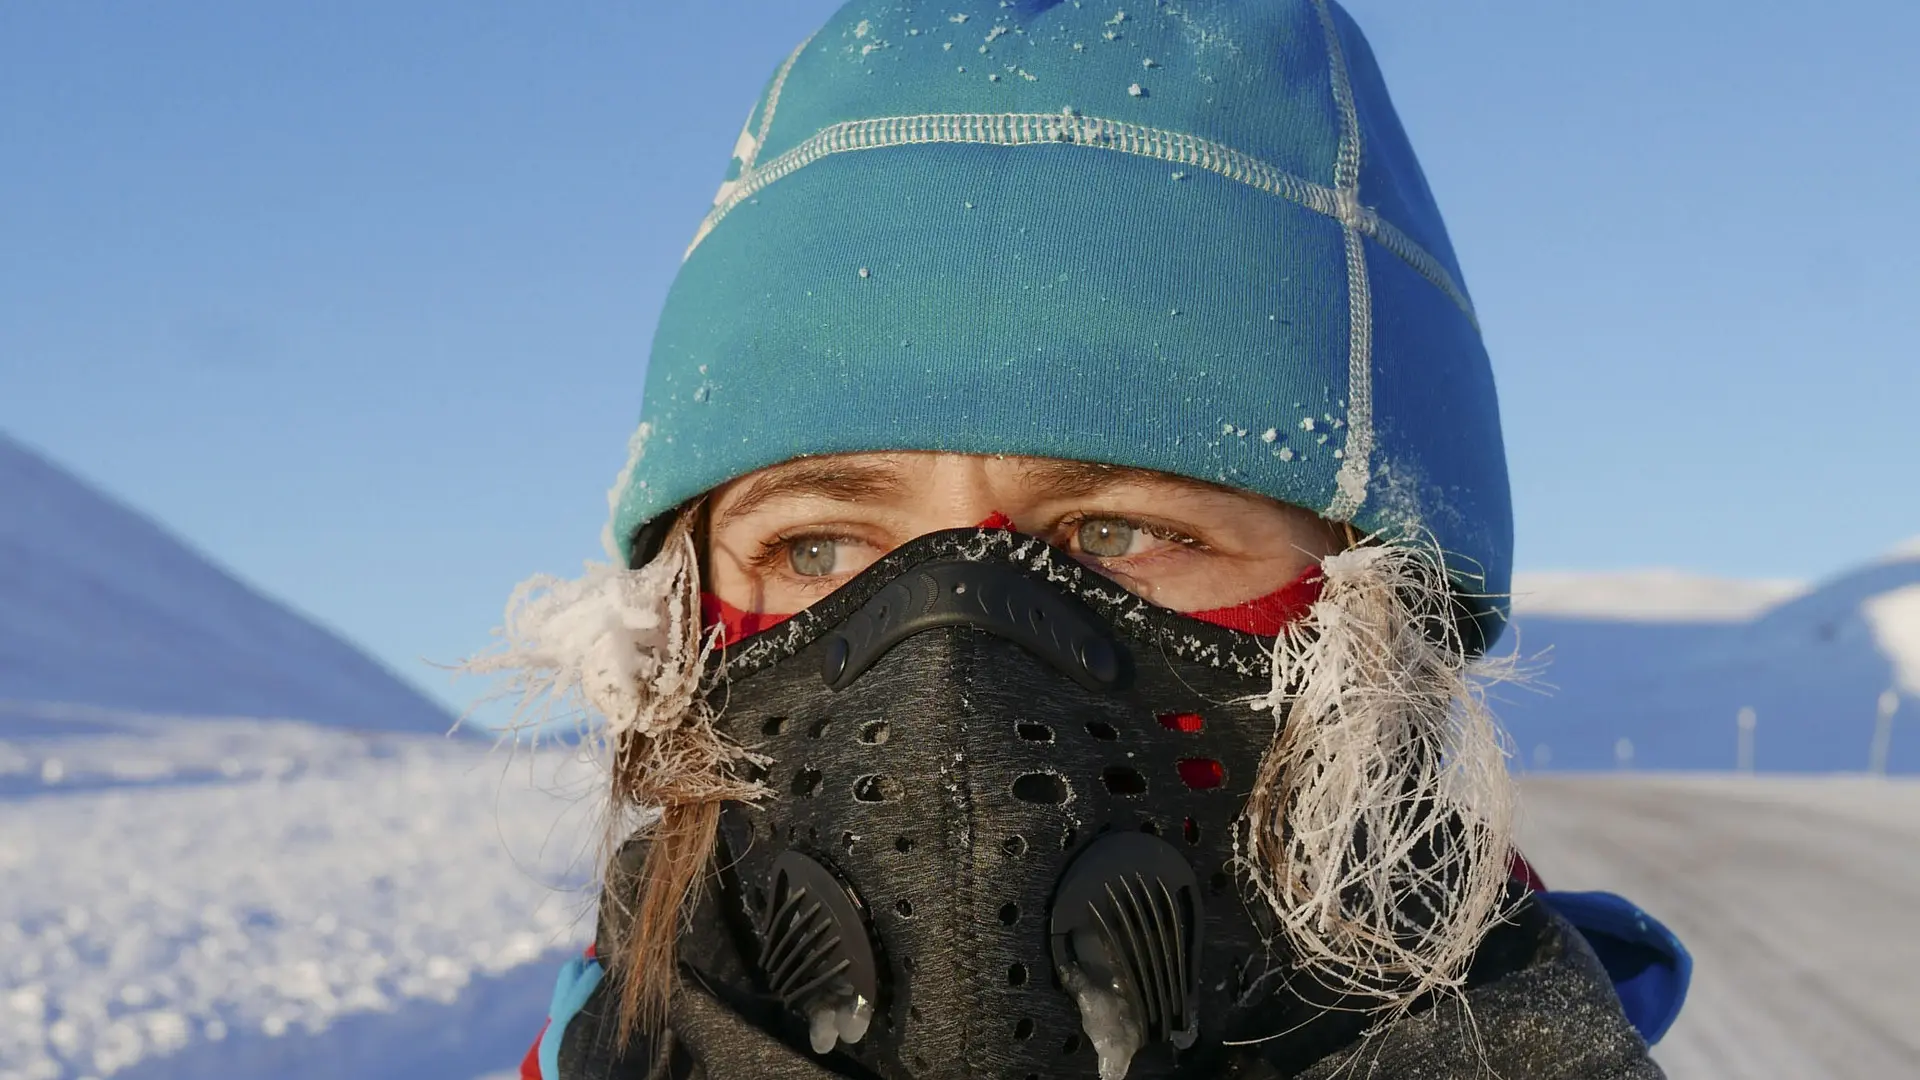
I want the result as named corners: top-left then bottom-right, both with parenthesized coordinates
top-left (1060, 961), bottom-right (1146, 1080)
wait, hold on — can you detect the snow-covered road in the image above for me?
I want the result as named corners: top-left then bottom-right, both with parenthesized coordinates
top-left (1518, 774), bottom-right (1920, 1079)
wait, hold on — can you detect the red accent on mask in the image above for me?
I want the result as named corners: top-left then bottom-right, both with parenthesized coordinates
top-left (1182, 566), bottom-right (1324, 637)
top-left (1176, 758), bottom-right (1227, 790)
top-left (977, 511), bottom-right (1015, 531)
top-left (1157, 711), bottom-right (1206, 733)
top-left (701, 592), bottom-right (791, 645)
top-left (700, 544), bottom-right (1324, 647)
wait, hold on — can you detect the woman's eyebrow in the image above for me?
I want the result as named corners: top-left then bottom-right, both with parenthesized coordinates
top-left (1014, 459), bottom-right (1213, 501)
top-left (714, 459), bottom-right (908, 526)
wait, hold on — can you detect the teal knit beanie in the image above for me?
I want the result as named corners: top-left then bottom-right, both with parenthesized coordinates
top-left (609, 0), bottom-right (1513, 641)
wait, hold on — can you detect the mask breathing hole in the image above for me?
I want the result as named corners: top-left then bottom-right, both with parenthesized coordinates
top-left (1184, 817), bottom-right (1201, 845)
top-left (1011, 772), bottom-right (1070, 804)
top-left (762, 716), bottom-right (788, 736)
top-left (1062, 1034), bottom-right (1083, 1056)
top-left (1014, 1018), bottom-right (1036, 1041)
top-left (999, 902), bottom-right (1020, 925)
top-left (842, 831), bottom-right (857, 850)
top-left (806, 717), bottom-right (833, 739)
top-left (1016, 721), bottom-right (1054, 743)
top-left (1003, 834), bottom-right (1029, 857)
top-left (1084, 720), bottom-right (1118, 741)
top-left (1157, 711), bottom-right (1205, 733)
top-left (1007, 962), bottom-right (1028, 987)
top-left (1101, 766), bottom-right (1148, 796)
top-left (1177, 758), bottom-right (1227, 790)
top-left (894, 835), bottom-right (913, 853)
top-left (896, 899), bottom-right (915, 918)
top-left (853, 774), bottom-right (904, 803)
top-left (1138, 819), bottom-right (1160, 836)
top-left (791, 767), bottom-right (822, 797)
top-left (860, 720), bottom-right (890, 744)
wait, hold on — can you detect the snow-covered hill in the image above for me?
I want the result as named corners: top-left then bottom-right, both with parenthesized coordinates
top-left (1511, 570), bottom-right (1808, 622)
top-left (0, 433), bottom-right (450, 731)
top-left (1498, 544), bottom-right (1920, 773)
top-left (0, 435), bottom-right (583, 1077)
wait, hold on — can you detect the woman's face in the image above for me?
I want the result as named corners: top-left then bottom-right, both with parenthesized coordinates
top-left (705, 452), bottom-right (1343, 616)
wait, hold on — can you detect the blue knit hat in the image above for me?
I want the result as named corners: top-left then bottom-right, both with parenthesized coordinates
top-left (610, 0), bottom-right (1513, 640)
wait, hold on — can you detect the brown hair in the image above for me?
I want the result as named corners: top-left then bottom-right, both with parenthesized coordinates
top-left (598, 501), bottom-right (761, 1046)
top-left (606, 797), bottom-right (722, 1045)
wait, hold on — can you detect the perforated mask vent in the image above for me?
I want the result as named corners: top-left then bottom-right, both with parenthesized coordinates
top-left (696, 529), bottom-right (1363, 1078)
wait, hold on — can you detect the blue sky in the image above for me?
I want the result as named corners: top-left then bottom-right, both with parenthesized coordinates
top-left (4, 0), bottom-right (1916, 713)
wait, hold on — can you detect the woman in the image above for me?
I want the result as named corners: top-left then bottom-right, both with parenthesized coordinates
top-left (478, 2), bottom-right (1680, 1076)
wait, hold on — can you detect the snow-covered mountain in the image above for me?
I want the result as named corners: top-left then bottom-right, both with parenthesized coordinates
top-left (1498, 544), bottom-right (1920, 774)
top-left (0, 432), bottom-right (451, 731)
top-left (1510, 570), bottom-right (1808, 622)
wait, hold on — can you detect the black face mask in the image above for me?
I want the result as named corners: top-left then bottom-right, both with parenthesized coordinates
top-left (651, 527), bottom-right (1384, 1080)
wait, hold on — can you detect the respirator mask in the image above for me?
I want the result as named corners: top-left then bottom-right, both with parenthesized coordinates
top-left (663, 526), bottom-right (1388, 1080)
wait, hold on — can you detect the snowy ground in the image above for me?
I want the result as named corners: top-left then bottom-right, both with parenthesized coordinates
top-left (8, 703), bottom-right (1913, 1079)
top-left (0, 705), bottom-right (599, 1080)
top-left (1519, 774), bottom-right (1920, 1079)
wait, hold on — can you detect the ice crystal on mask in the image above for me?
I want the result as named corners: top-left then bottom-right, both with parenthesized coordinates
top-left (1060, 962), bottom-right (1145, 1080)
top-left (805, 984), bottom-right (873, 1054)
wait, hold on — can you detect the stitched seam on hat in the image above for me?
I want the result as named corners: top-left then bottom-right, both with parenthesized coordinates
top-left (743, 32), bottom-right (814, 175)
top-left (683, 111), bottom-right (1473, 328)
top-left (1316, 3), bottom-right (1362, 195)
top-left (1330, 223), bottom-right (1374, 519)
top-left (1316, 0), bottom-right (1373, 521)
top-left (1364, 211), bottom-right (1478, 333)
top-left (692, 112), bottom-right (1331, 251)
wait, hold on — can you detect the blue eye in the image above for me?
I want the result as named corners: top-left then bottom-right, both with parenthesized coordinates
top-left (1077, 519), bottom-right (1135, 558)
top-left (788, 537), bottom-right (839, 576)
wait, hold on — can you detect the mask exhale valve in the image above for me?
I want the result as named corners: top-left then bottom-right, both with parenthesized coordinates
top-left (1050, 833), bottom-right (1204, 1079)
top-left (756, 851), bottom-right (880, 1053)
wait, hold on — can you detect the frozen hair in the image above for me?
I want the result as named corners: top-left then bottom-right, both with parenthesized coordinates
top-left (460, 503), bottom-right (767, 1042)
top-left (1237, 532), bottom-right (1519, 1019)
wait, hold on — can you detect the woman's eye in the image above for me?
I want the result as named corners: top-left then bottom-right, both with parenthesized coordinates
top-left (1076, 518), bottom-right (1137, 558)
top-left (786, 537), bottom-right (840, 577)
